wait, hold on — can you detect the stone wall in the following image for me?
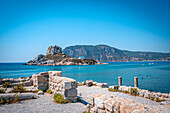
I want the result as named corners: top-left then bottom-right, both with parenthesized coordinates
top-left (86, 93), bottom-right (157, 113)
top-left (32, 71), bottom-right (77, 101)
top-left (109, 85), bottom-right (169, 102)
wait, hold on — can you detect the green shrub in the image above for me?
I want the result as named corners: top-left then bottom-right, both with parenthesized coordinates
top-left (2, 82), bottom-right (12, 88)
top-left (0, 94), bottom-right (20, 105)
top-left (83, 111), bottom-right (91, 113)
top-left (54, 93), bottom-right (71, 104)
top-left (46, 89), bottom-right (52, 94)
top-left (108, 88), bottom-right (119, 92)
top-left (10, 85), bottom-right (26, 93)
top-left (0, 88), bottom-right (6, 93)
top-left (150, 97), bottom-right (154, 100)
top-left (124, 90), bottom-right (129, 94)
top-left (38, 89), bottom-right (43, 91)
top-left (77, 83), bottom-right (83, 86)
top-left (155, 98), bottom-right (161, 102)
top-left (130, 88), bottom-right (138, 96)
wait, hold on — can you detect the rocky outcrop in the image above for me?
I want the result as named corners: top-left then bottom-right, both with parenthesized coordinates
top-left (46, 45), bottom-right (62, 55)
top-left (33, 54), bottom-right (44, 62)
top-left (23, 45), bottom-right (99, 66)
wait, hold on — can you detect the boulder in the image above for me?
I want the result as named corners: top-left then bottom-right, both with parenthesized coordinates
top-left (144, 92), bottom-right (150, 98)
top-left (65, 88), bottom-right (77, 97)
top-left (96, 83), bottom-right (108, 88)
top-left (86, 80), bottom-right (93, 87)
top-left (38, 91), bottom-right (44, 95)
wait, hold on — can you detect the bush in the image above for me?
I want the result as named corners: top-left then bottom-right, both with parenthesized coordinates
top-left (108, 88), bottom-right (119, 92)
top-left (130, 88), bottom-right (138, 96)
top-left (38, 89), bottom-right (43, 91)
top-left (0, 88), bottom-right (6, 93)
top-left (2, 82), bottom-right (12, 88)
top-left (124, 90), bottom-right (129, 94)
top-left (54, 93), bottom-right (71, 104)
top-left (9, 85), bottom-right (26, 93)
top-left (0, 94), bottom-right (20, 105)
top-left (155, 98), bottom-right (161, 102)
top-left (46, 89), bottom-right (52, 94)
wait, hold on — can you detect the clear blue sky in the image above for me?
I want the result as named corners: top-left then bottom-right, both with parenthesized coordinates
top-left (0, 0), bottom-right (170, 62)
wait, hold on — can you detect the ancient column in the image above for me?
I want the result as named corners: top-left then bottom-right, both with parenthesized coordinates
top-left (134, 77), bottom-right (138, 87)
top-left (118, 77), bottom-right (122, 86)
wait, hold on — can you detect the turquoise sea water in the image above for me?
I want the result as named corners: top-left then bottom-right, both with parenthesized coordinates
top-left (0, 62), bottom-right (170, 93)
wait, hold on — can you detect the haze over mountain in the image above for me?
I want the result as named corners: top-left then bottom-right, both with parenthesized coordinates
top-left (63, 45), bottom-right (170, 62)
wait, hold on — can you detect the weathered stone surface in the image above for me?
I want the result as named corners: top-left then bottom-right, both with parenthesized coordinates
top-left (95, 97), bottom-right (105, 109)
top-left (86, 94), bottom-right (94, 105)
top-left (98, 109), bottom-right (106, 113)
top-left (46, 45), bottom-right (62, 55)
top-left (0, 93), bottom-right (37, 100)
top-left (96, 83), bottom-right (108, 88)
top-left (65, 88), bottom-right (77, 97)
top-left (86, 104), bottom-right (91, 113)
top-left (144, 92), bottom-right (150, 98)
top-left (63, 81), bottom-right (72, 89)
top-left (86, 80), bottom-right (93, 87)
top-left (33, 54), bottom-right (44, 61)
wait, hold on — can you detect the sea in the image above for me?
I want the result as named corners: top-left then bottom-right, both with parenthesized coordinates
top-left (0, 61), bottom-right (170, 93)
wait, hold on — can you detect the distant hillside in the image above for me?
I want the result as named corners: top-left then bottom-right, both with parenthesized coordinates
top-left (63, 45), bottom-right (170, 62)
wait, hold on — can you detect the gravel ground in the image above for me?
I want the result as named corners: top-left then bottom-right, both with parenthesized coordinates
top-left (0, 86), bottom-right (169, 113)
top-left (0, 93), bottom-right (86, 113)
top-left (77, 86), bottom-right (170, 113)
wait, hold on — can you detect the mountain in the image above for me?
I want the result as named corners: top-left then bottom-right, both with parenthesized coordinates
top-left (63, 44), bottom-right (170, 62)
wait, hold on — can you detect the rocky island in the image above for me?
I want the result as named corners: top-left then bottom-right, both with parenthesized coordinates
top-left (23, 45), bottom-right (100, 66)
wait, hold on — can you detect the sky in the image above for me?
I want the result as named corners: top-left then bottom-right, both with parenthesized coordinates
top-left (0, 0), bottom-right (170, 62)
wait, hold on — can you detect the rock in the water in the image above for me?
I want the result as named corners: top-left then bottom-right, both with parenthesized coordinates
top-left (38, 91), bottom-right (44, 95)
top-left (46, 45), bottom-right (62, 55)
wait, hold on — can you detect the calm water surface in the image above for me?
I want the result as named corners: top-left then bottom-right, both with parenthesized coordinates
top-left (0, 62), bottom-right (170, 93)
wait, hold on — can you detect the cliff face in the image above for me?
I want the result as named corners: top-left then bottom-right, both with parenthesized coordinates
top-left (63, 45), bottom-right (129, 62)
top-left (46, 45), bottom-right (62, 55)
top-left (63, 45), bottom-right (170, 62)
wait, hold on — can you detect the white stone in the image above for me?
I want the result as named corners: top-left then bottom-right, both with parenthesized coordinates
top-left (95, 97), bottom-right (105, 109)
top-left (38, 91), bottom-right (44, 95)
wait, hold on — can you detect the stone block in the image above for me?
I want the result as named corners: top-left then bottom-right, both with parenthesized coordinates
top-left (104, 100), bottom-right (114, 112)
top-left (95, 97), bottom-right (105, 109)
top-left (98, 109), bottom-right (106, 113)
top-left (86, 94), bottom-right (94, 105)
top-left (38, 91), bottom-right (44, 95)
top-left (65, 88), bottom-right (77, 97)
top-left (63, 81), bottom-right (72, 89)
top-left (86, 80), bottom-right (93, 87)
top-left (71, 82), bottom-right (77, 88)
top-left (144, 92), bottom-right (150, 98)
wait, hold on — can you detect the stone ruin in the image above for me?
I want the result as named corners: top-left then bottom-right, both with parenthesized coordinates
top-left (86, 93), bottom-right (159, 113)
top-left (32, 71), bottom-right (77, 101)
